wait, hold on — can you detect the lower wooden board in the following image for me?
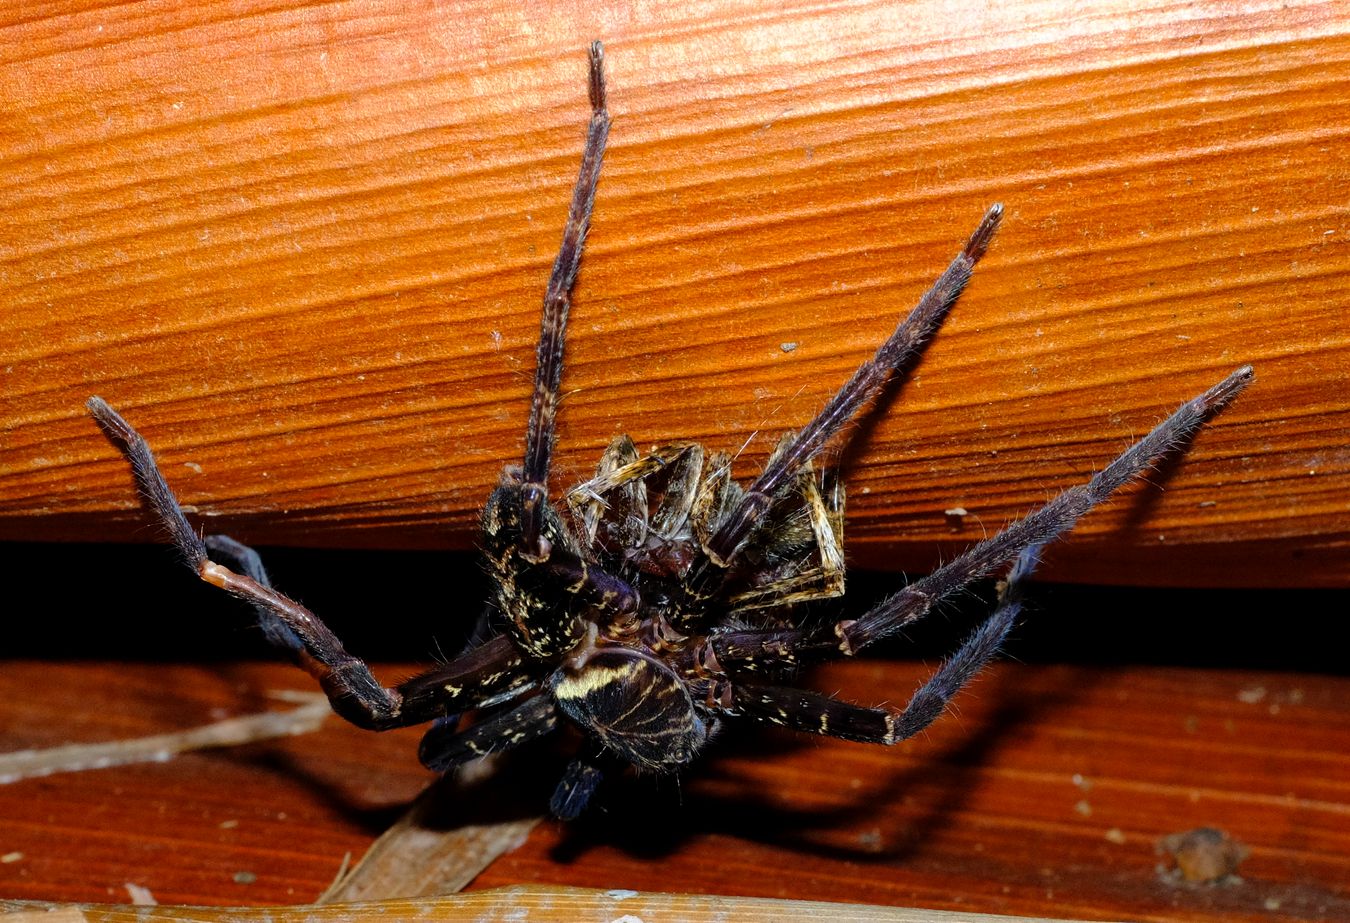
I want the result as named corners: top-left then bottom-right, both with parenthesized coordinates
top-left (0, 660), bottom-right (1346, 921)
top-left (0, 886), bottom-right (1120, 923)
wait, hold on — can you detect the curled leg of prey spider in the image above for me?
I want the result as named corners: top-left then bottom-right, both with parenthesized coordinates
top-left (88, 42), bottom-right (1253, 820)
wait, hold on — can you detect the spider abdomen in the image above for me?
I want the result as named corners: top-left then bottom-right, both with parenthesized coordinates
top-left (551, 647), bottom-right (708, 769)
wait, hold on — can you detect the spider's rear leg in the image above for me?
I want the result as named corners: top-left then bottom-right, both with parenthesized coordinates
top-left (834, 365), bottom-right (1254, 654)
top-left (702, 365), bottom-right (1254, 673)
top-left (675, 204), bottom-right (1004, 627)
top-left (88, 397), bottom-right (532, 731)
top-left (549, 750), bottom-right (608, 820)
top-left (711, 546), bottom-right (1037, 744)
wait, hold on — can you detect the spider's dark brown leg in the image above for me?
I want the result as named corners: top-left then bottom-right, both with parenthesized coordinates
top-left (703, 364), bottom-right (1254, 670)
top-left (518, 40), bottom-right (611, 563)
top-left (676, 204), bottom-right (1004, 626)
top-left (204, 532), bottom-right (527, 726)
top-left (549, 751), bottom-right (607, 819)
top-left (88, 396), bottom-right (532, 731)
top-left (710, 545), bottom-right (1039, 743)
top-left (203, 534), bottom-right (304, 655)
top-left (834, 365), bottom-right (1253, 654)
top-left (417, 694), bottom-right (558, 771)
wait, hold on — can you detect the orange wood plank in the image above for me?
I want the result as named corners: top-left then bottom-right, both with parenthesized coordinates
top-left (0, 659), bottom-right (1345, 920)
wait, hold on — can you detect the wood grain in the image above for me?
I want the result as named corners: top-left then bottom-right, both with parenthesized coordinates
top-left (0, 659), bottom-right (1345, 920)
top-left (0, 886), bottom-right (1178, 923)
top-left (1, 1), bottom-right (1346, 586)
top-left (0, 887), bottom-right (1138, 923)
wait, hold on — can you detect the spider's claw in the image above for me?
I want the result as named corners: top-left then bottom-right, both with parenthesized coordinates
top-left (964, 202), bottom-right (1004, 262)
top-left (587, 40), bottom-right (606, 111)
top-left (1200, 365), bottom-right (1256, 412)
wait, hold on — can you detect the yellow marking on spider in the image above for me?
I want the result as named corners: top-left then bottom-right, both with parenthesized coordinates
top-left (569, 562), bottom-right (589, 593)
top-left (554, 662), bottom-right (639, 700)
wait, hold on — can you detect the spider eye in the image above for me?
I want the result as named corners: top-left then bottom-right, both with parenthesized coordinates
top-left (550, 648), bottom-right (706, 769)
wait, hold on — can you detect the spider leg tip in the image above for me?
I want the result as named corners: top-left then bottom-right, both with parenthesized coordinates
top-left (86, 394), bottom-right (117, 422)
top-left (964, 204), bottom-right (1004, 261)
top-left (86, 394), bottom-right (137, 442)
top-left (1203, 365), bottom-right (1256, 412)
top-left (588, 42), bottom-right (608, 110)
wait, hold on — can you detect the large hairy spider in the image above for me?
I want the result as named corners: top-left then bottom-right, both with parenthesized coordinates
top-left (89, 42), bottom-right (1252, 820)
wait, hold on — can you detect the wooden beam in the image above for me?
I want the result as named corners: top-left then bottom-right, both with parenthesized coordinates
top-left (2, 2), bottom-right (1346, 585)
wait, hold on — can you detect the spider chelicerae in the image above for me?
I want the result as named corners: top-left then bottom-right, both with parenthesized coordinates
top-left (89, 42), bottom-right (1252, 820)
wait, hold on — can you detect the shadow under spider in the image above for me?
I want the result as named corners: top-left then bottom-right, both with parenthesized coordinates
top-left (549, 663), bottom-right (1097, 865)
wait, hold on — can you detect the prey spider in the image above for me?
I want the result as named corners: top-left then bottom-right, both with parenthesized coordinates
top-left (88, 42), bottom-right (1252, 821)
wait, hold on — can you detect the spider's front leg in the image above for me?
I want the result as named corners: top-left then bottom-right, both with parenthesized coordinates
top-left (517, 39), bottom-right (610, 563)
top-left (87, 397), bottom-right (533, 732)
top-left (484, 42), bottom-right (647, 662)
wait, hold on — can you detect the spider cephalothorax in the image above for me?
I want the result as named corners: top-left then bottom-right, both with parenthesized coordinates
top-left (89, 42), bottom-right (1252, 820)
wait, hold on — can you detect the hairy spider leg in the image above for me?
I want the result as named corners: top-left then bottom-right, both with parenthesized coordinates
top-left (675, 203), bottom-right (1004, 629)
top-left (550, 752), bottom-right (607, 820)
top-left (202, 534), bottom-right (302, 655)
top-left (518, 39), bottom-right (611, 563)
top-left (86, 397), bottom-right (535, 734)
top-left (482, 42), bottom-right (644, 662)
top-left (204, 533), bottom-right (516, 742)
top-left (835, 364), bottom-right (1253, 653)
top-left (704, 364), bottom-right (1254, 673)
top-left (418, 694), bottom-right (559, 771)
top-left (711, 545), bottom-right (1039, 743)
